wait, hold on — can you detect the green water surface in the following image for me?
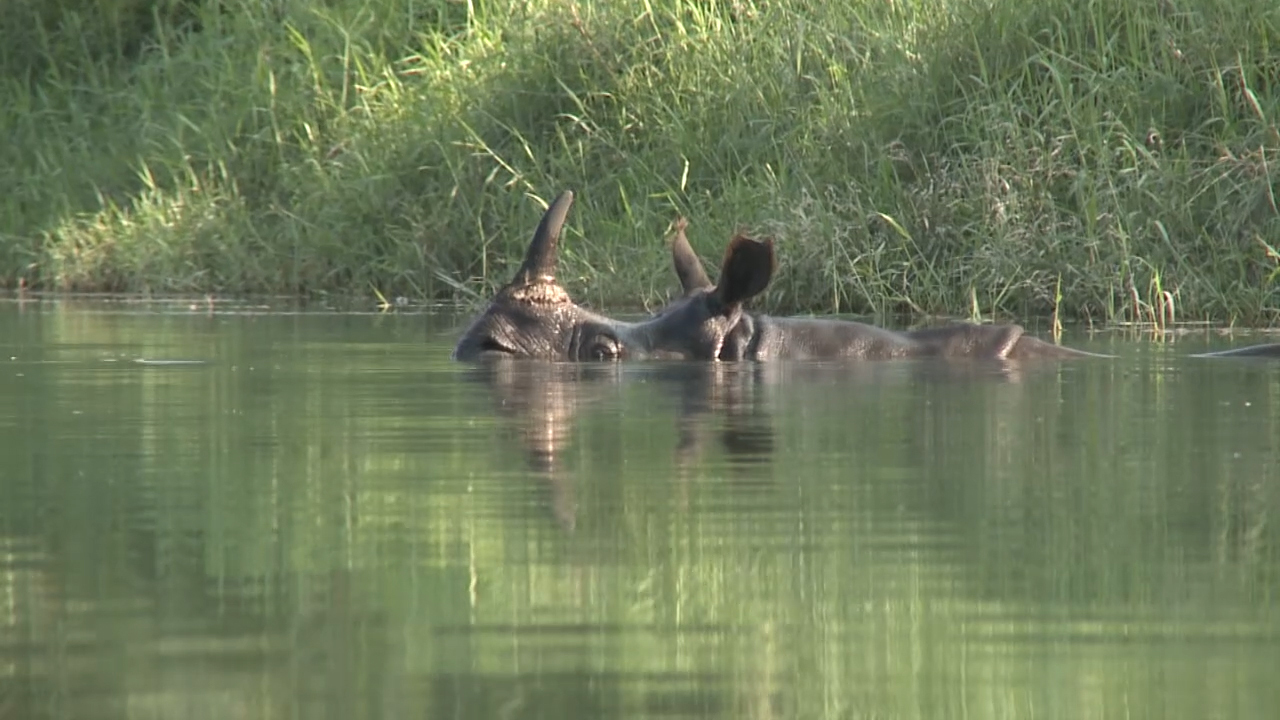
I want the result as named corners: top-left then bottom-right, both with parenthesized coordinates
top-left (1, 298), bottom-right (1278, 720)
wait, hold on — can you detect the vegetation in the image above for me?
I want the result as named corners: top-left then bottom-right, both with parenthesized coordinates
top-left (2, 0), bottom-right (1279, 324)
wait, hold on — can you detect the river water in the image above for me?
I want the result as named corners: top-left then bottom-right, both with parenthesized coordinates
top-left (1, 298), bottom-right (1277, 719)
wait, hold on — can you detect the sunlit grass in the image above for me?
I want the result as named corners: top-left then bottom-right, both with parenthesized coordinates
top-left (2, 0), bottom-right (1279, 324)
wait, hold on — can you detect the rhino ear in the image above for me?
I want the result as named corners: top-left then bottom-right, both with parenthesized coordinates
top-left (669, 217), bottom-right (713, 292)
top-left (514, 190), bottom-right (574, 285)
top-left (715, 234), bottom-right (775, 307)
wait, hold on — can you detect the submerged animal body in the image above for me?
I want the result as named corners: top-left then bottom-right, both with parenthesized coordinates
top-left (1190, 342), bottom-right (1280, 358)
top-left (451, 194), bottom-right (1273, 364)
top-left (637, 221), bottom-right (1111, 362)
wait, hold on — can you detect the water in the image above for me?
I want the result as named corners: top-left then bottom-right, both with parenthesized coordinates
top-left (1, 298), bottom-right (1278, 720)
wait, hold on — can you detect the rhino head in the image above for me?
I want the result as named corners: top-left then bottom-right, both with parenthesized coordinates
top-left (452, 191), bottom-right (644, 362)
top-left (641, 219), bottom-right (775, 360)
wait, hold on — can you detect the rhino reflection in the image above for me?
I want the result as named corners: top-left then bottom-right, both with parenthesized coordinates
top-left (464, 361), bottom-right (793, 528)
top-left (662, 363), bottom-right (776, 472)
top-left (461, 360), bottom-right (623, 531)
top-left (463, 354), bottom-right (1063, 532)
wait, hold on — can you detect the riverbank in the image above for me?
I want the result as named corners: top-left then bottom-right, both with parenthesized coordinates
top-left (3, 0), bottom-right (1278, 324)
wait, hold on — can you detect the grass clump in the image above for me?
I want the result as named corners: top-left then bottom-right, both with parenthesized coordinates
top-left (2, 0), bottom-right (1279, 325)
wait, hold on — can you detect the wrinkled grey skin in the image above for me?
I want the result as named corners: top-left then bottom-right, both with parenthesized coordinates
top-left (452, 191), bottom-right (667, 362)
top-left (644, 221), bottom-right (1113, 361)
top-left (451, 193), bottom-right (1276, 363)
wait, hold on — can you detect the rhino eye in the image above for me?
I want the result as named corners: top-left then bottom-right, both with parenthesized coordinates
top-left (588, 337), bottom-right (621, 361)
top-left (480, 338), bottom-right (513, 354)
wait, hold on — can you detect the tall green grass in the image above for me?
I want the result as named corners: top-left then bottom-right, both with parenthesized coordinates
top-left (3, 0), bottom-right (1279, 324)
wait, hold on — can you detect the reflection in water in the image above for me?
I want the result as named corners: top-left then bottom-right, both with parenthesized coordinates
top-left (460, 361), bottom-right (615, 532)
top-left (1, 302), bottom-right (1279, 720)
top-left (463, 361), bottom-right (789, 530)
top-left (667, 363), bottom-right (776, 472)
